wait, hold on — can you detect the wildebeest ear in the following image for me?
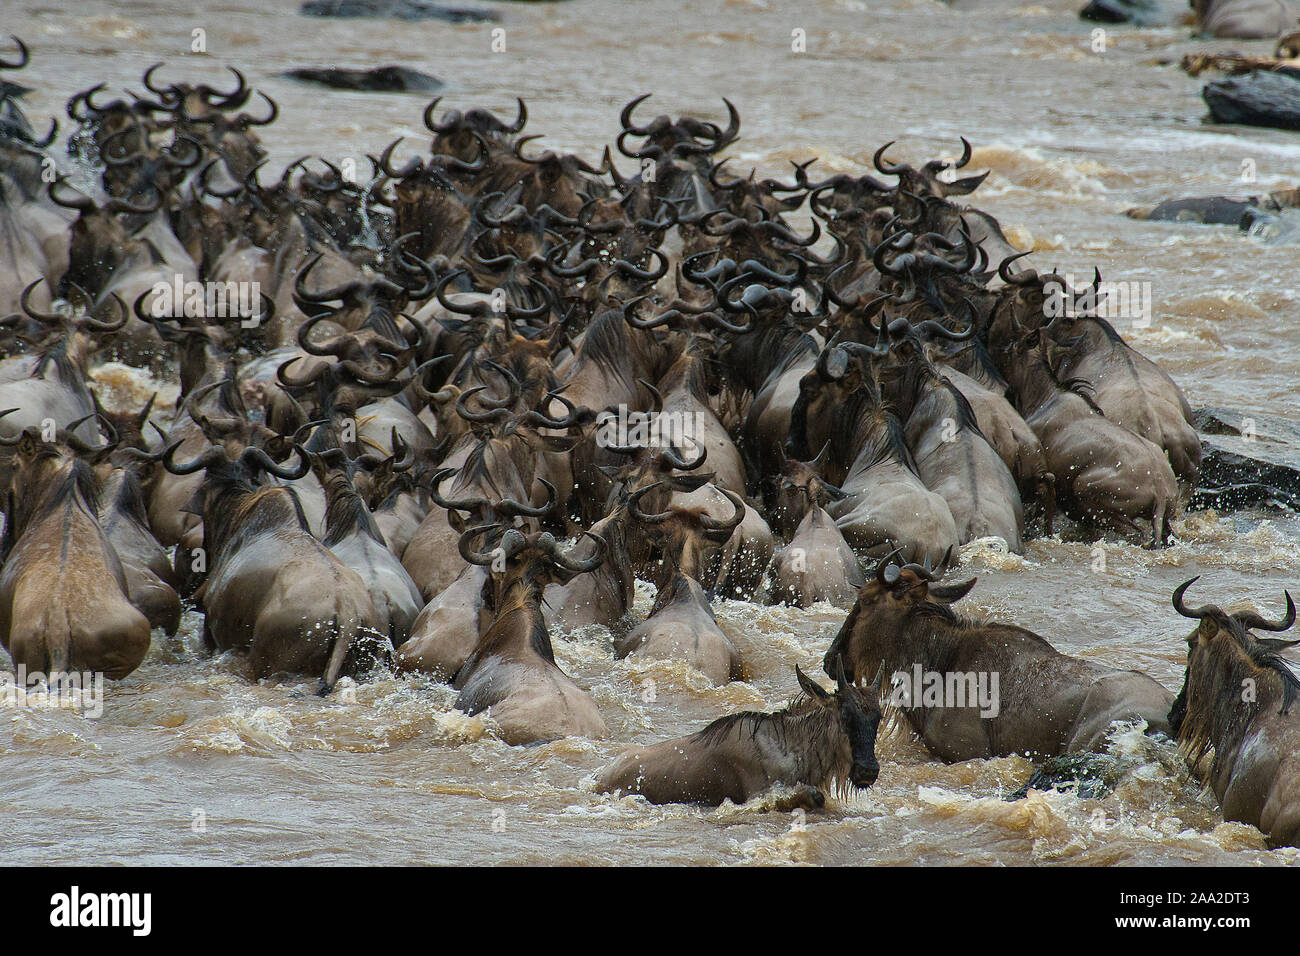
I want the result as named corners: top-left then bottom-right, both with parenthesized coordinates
top-left (526, 432), bottom-right (582, 453)
top-left (817, 479), bottom-right (849, 503)
top-left (795, 665), bottom-right (831, 702)
top-left (928, 577), bottom-right (977, 604)
top-left (941, 172), bottom-right (989, 196)
top-left (180, 488), bottom-right (205, 517)
top-left (668, 473), bottom-right (711, 493)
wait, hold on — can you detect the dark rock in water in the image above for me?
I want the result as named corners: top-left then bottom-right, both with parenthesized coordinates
top-left (300, 0), bottom-right (499, 22)
top-left (1203, 70), bottom-right (1300, 130)
top-left (1079, 0), bottom-right (1180, 26)
top-left (1005, 752), bottom-right (1125, 801)
top-left (1195, 406), bottom-right (1300, 444)
top-left (1192, 406), bottom-right (1300, 511)
top-left (282, 66), bottom-right (443, 93)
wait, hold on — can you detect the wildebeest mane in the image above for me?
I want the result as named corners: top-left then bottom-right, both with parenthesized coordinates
top-left (1177, 613), bottom-right (1300, 773)
top-left (692, 692), bottom-right (831, 751)
top-left (30, 456), bottom-right (101, 524)
top-left (202, 471), bottom-right (310, 554)
top-left (33, 339), bottom-right (84, 390)
top-left (576, 307), bottom-right (637, 383)
top-left (897, 357), bottom-right (983, 437)
top-left (105, 467), bottom-right (149, 525)
top-left (895, 600), bottom-right (1058, 674)
top-left (829, 387), bottom-right (914, 475)
top-left (723, 321), bottom-right (818, 391)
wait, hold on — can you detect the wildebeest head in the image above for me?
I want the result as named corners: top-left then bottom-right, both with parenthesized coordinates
top-left (458, 523), bottom-right (606, 594)
top-left (49, 176), bottom-right (163, 297)
top-left (823, 547), bottom-right (976, 683)
top-left (795, 660), bottom-right (885, 789)
top-left (785, 336), bottom-right (883, 461)
top-left (1168, 577), bottom-right (1299, 762)
top-left (983, 252), bottom-right (1063, 356)
top-left (769, 450), bottom-right (847, 538)
top-left (617, 94), bottom-right (739, 165)
top-left (873, 137), bottom-right (989, 200)
top-left (423, 96), bottom-right (528, 155)
top-left (1, 420), bottom-right (113, 547)
top-left (628, 480), bottom-right (744, 586)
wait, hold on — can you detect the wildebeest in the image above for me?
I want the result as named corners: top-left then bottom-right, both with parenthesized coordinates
top-left (453, 525), bottom-right (609, 744)
top-left (0, 426), bottom-right (151, 680)
top-left (596, 663), bottom-right (883, 806)
top-left (824, 551), bottom-right (1173, 761)
top-left (98, 451), bottom-right (182, 636)
top-left (768, 462), bottom-right (863, 607)
top-left (788, 364), bottom-right (958, 564)
top-left (310, 448), bottom-right (423, 647)
top-left (1169, 577), bottom-right (1300, 847)
top-left (613, 482), bottom-right (746, 683)
top-left (0, 61), bottom-right (1233, 851)
top-left (1191, 0), bottom-right (1300, 37)
top-left (880, 323), bottom-right (1024, 552)
top-left (1001, 330), bottom-right (1178, 547)
top-left (158, 440), bottom-right (387, 692)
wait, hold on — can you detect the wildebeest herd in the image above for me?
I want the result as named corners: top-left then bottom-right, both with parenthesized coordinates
top-left (1, 36), bottom-right (1297, 848)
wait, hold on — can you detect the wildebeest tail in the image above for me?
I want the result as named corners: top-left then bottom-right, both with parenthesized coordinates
top-left (318, 616), bottom-right (353, 696)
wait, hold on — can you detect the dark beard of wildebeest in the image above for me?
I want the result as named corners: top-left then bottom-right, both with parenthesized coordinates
top-left (1168, 577), bottom-right (1300, 847)
top-left (596, 662), bottom-right (883, 807)
top-left (823, 551), bottom-right (1173, 762)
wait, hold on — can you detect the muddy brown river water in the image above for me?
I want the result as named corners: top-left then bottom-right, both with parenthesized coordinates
top-left (4, 0), bottom-right (1300, 865)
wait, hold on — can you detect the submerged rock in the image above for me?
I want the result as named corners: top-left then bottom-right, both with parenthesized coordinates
top-left (1192, 406), bottom-right (1300, 511)
top-left (1203, 70), bottom-right (1300, 130)
top-left (282, 66), bottom-right (443, 93)
top-left (1005, 752), bottom-right (1126, 800)
top-left (299, 0), bottom-right (499, 22)
top-left (1079, 0), bottom-right (1182, 27)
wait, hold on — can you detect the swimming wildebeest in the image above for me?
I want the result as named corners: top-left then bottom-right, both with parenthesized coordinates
top-left (767, 460), bottom-right (863, 607)
top-left (595, 663), bottom-right (883, 807)
top-left (824, 550), bottom-right (1173, 761)
top-left (1169, 577), bottom-right (1300, 847)
top-left (453, 524), bottom-right (610, 745)
top-left (0, 425), bottom-right (152, 680)
top-left (158, 439), bottom-right (388, 693)
top-left (1002, 329), bottom-right (1178, 547)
